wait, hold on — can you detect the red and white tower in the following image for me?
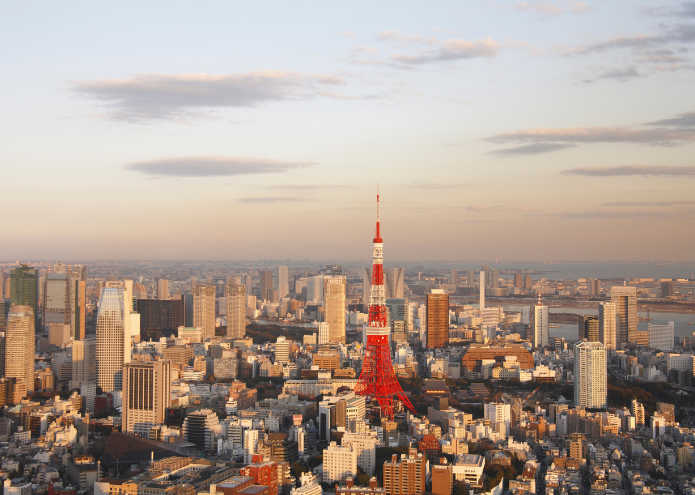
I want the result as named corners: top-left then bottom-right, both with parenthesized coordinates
top-left (354, 188), bottom-right (416, 420)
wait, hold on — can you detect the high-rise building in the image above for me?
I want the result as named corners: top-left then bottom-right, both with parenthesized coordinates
top-left (5, 305), bottom-right (35, 393)
top-left (580, 316), bottom-right (599, 341)
top-left (598, 302), bottom-right (617, 350)
top-left (574, 341), bottom-right (607, 409)
top-left (450, 270), bottom-right (460, 287)
top-left (514, 273), bottom-right (523, 289)
top-left (10, 265), bottom-right (38, 327)
top-left (136, 298), bottom-right (185, 340)
top-left (68, 265), bottom-right (87, 340)
top-left (426, 290), bottom-right (449, 348)
top-left (530, 297), bottom-right (548, 348)
top-left (524, 275), bottom-right (532, 289)
top-left (484, 402), bottom-right (511, 437)
top-left (318, 322), bottom-right (329, 345)
top-left (385, 298), bottom-right (408, 333)
top-left (489, 269), bottom-right (500, 289)
top-left (226, 284), bottom-right (246, 339)
top-left (260, 270), bottom-right (274, 302)
top-left (96, 282), bottom-right (133, 392)
top-left (275, 266), bottom-right (289, 299)
top-left (275, 336), bottom-right (290, 364)
top-left (341, 432), bottom-right (377, 476)
top-left (383, 450), bottom-right (427, 495)
top-left (70, 336), bottom-right (96, 389)
top-left (611, 286), bottom-right (637, 347)
top-left (588, 278), bottom-right (601, 297)
top-left (481, 265), bottom-right (490, 288)
top-left (467, 270), bottom-right (475, 286)
top-left (431, 461), bottom-right (453, 495)
top-left (306, 276), bottom-right (324, 303)
top-left (193, 284), bottom-right (216, 339)
top-left (157, 279), bottom-right (169, 300)
top-left (479, 271), bottom-right (486, 310)
top-left (323, 441), bottom-right (357, 484)
top-left (384, 268), bottom-right (404, 299)
top-left (122, 360), bottom-right (171, 435)
top-left (182, 409), bottom-right (220, 452)
top-left (661, 281), bottom-right (674, 298)
top-left (44, 266), bottom-right (69, 327)
top-left (324, 276), bottom-right (346, 343)
top-left (648, 322), bottom-right (675, 352)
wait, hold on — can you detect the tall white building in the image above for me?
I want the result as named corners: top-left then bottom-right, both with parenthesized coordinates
top-left (193, 284), bottom-right (216, 339)
top-left (530, 301), bottom-right (549, 349)
top-left (5, 305), bottom-right (35, 393)
top-left (244, 428), bottom-right (259, 463)
top-left (384, 268), bottom-right (404, 299)
top-left (484, 402), bottom-right (511, 438)
top-left (323, 441), bottom-right (357, 483)
top-left (598, 302), bottom-right (617, 350)
top-left (479, 271), bottom-right (486, 311)
top-left (226, 284), bottom-right (246, 339)
top-left (574, 341), bottom-right (607, 409)
top-left (318, 322), bottom-right (330, 345)
top-left (122, 360), bottom-right (172, 435)
top-left (648, 321), bottom-right (675, 351)
top-left (324, 276), bottom-right (346, 344)
top-left (70, 336), bottom-right (96, 389)
top-left (275, 266), bottom-right (289, 299)
top-left (306, 276), bottom-right (324, 303)
top-left (96, 282), bottom-right (132, 392)
top-left (611, 286), bottom-right (637, 347)
top-left (341, 432), bottom-right (378, 476)
top-left (275, 336), bottom-right (290, 364)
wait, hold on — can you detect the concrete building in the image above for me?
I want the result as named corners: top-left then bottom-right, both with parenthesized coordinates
top-left (70, 336), bottom-right (96, 389)
top-left (10, 265), bottom-right (38, 327)
top-left (323, 441), bottom-right (357, 484)
top-left (182, 409), bottom-right (220, 452)
top-left (362, 268), bottom-right (371, 307)
top-left (484, 402), bottom-right (511, 438)
top-left (611, 286), bottom-right (637, 347)
top-left (452, 454), bottom-right (484, 487)
top-left (275, 266), bottom-right (289, 299)
top-left (648, 322), bottom-right (675, 352)
top-left (157, 279), bottom-right (169, 300)
top-left (318, 322), bottom-right (329, 345)
top-left (5, 305), bottom-right (35, 394)
top-left (341, 432), bottom-right (377, 476)
top-left (96, 283), bottom-right (132, 392)
top-left (382, 450), bottom-right (426, 495)
top-left (450, 270), bottom-right (460, 287)
top-left (574, 341), bottom-right (607, 409)
top-left (324, 276), bottom-right (346, 344)
top-left (260, 270), bottom-right (274, 302)
top-left (226, 284), bottom-right (247, 339)
top-left (122, 360), bottom-right (171, 435)
top-left (530, 300), bottom-right (548, 349)
top-left (384, 268), bottom-right (404, 299)
top-left (431, 461), bottom-right (453, 495)
top-left (193, 284), bottom-right (216, 339)
top-left (426, 290), bottom-right (449, 348)
top-left (275, 337), bottom-right (290, 364)
top-left (598, 302), bottom-right (617, 350)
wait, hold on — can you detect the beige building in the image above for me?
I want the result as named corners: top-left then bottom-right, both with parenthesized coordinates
top-left (70, 336), bottom-right (96, 389)
top-left (324, 276), bottom-right (346, 344)
top-left (382, 450), bottom-right (426, 495)
top-left (5, 305), bottom-right (35, 393)
top-left (96, 282), bottom-right (132, 392)
top-left (226, 284), bottom-right (246, 339)
top-left (611, 286), bottom-right (637, 347)
top-left (426, 290), bottom-right (449, 348)
top-left (193, 284), bottom-right (216, 339)
top-left (122, 360), bottom-right (172, 435)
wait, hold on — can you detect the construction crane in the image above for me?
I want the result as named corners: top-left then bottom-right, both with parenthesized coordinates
top-left (521, 387), bottom-right (540, 406)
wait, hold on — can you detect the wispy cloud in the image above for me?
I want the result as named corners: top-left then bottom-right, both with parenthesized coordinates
top-left (265, 184), bottom-right (351, 190)
top-left (71, 71), bottom-right (363, 122)
top-left (488, 142), bottom-right (576, 156)
top-left (556, 207), bottom-right (695, 219)
top-left (125, 156), bottom-right (316, 178)
top-left (562, 165), bottom-right (695, 177)
top-left (405, 181), bottom-right (471, 189)
top-left (602, 200), bottom-right (695, 207)
top-left (597, 66), bottom-right (642, 81)
top-left (569, 24), bottom-right (695, 55)
top-left (237, 197), bottom-right (314, 203)
top-left (339, 31), bottom-right (355, 38)
top-left (645, 111), bottom-right (695, 129)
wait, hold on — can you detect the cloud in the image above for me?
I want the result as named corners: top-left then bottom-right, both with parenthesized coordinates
top-left (124, 156), bottom-right (316, 178)
top-left (339, 31), bottom-right (355, 38)
top-left (71, 71), bottom-right (355, 122)
top-left (487, 125), bottom-right (695, 145)
top-left (376, 30), bottom-right (429, 44)
top-left (597, 66), bottom-right (642, 81)
top-left (570, 24), bottom-right (695, 55)
top-left (405, 181), bottom-right (471, 189)
top-left (561, 165), bottom-right (695, 176)
top-left (645, 111), bottom-right (695, 129)
top-left (515, 1), bottom-right (591, 16)
top-left (265, 184), bottom-right (351, 190)
top-left (390, 37), bottom-right (500, 65)
top-left (237, 197), bottom-right (314, 203)
top-left (488, 142), bottom-right (577, 156)
top-left (556, 207), bottom-right (695, 218)
top-left (602, 200), bottom-right (695, 207)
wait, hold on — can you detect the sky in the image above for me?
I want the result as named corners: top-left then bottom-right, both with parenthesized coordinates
top-left (2, 1), bottom-right (695, 262)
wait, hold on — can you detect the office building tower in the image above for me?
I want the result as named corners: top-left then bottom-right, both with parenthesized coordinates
top-left (260, 270), bottom-right (274, 302)
top-left (96, 284), bottom-right (131, 392)
top-left (275, 336), bottom-right (290, 364)
top-left (318, 322), bottom-right (329, 345)
top-left (530, 296), bottom-right (548, 348)
top-left (341, 432), bottom-right (378, 476)
top-left (70, 336), bottom-right (96, 389)
top-left (44, 267), bottom-right (69, 328)
top-left (599, 302), bottom-right (617, 350)
top-left (10, 264), bottom-right (38, 327)
top-left (467, 270), bottom-right (475, 286)
top-left (306, 276), bottom-right (324, 303)
top-left (157, 279), bottom-right (169, 300)
top-left (514, 272), bottom-right (523, 289)
top-left (385, 298), bottom-right (408, 331)
top-left (136, 298), bottom-right (185, 341)
top-left (450, 270), bottom-right (460, 286)
top-left (193, 284), bottom-right (216, 339)
top-left (5, 305), bottom-right (35, 393)
top-left (426, 290), bottom-right (449, 348)
top-left (243, 274), bottom-right (253, 296)
top-left (588, 278), bottom-right (601, 297)
top-left (484, 402), bottom-right (511, 437)
top-left (68, 265), bottom-right (87, 340)
top-left (580, 316), bottom-right (599, 341)
top-left (226, 284), bottom-right (246, 339)
top-left (611, 286), bottom-right (637, 347)
top-left (648, 321), bottom-right (675, 352)
top-left (182, 409), bottom-right (220, 452)
top-left (489, 269), bottom-right (500, 289)
top-left (362, 268), bottom-right (371, 308)
top-left (661, 281), bottom-right (674, 298)
top-left (524, 275), bottom-right (532, 289)
top-left (324, 276), bottom-right (346, 343)
top-left (481, 265), bottom-right (490, 288)
top-left (122, 360), bottom-right (171, 435)
top-left (431, 462), bottom-right (454, 495)
top-left (574, 341), bottom-right (607, 409)
top-left (323, 442), bottom-right (357, 484)
top-left (479, 271), bottom-right (486, 310)
top-left (275, 266), bottom-right (289, 299)
top-left (383, 450), bottom-right (427, 495)
top-left (384, 268), bottom-right (404, 299)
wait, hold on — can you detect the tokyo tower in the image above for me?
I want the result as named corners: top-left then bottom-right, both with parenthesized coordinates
top-left (354, 188), bottom-right (416, 420)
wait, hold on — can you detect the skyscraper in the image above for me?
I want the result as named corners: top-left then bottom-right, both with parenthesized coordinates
top-left (10, 264), bottom-right (38, 327)
top-left (588, 278), bottom-right (601, 297)
top-left (193, 284), bottom-right (216, 339)
top-left (514, 272), bottom-right (523, 289)
top-left (385, 298), bottom-right (408, 332)
top-left (306, 276), bottom-right (324, 303)
top-left (598, 302), bottom-right (616, 350)
top-left (275, 266), bottom-right (289, 299)
top-left (611, 286), bottom-right (637, 347)
top-left (450, 270), bottom-right (460, 287)
top-left (481, 265), bottom-right (490, 288)
top-left (157, 279), bottom-right (169, 300)
top-left (96, 284), bottom-right (130, 392)
top-left (426, 289), bottom-right (449, 348)
top-left (529, 296), bottom-right (548, 348)
top-left (122, 360), bottom-right (171, 435)
top-left (5, 305), bottom-right (35, 393)
top-left (384, 268), bottom-right (404, 299)
top-left (661, 281), bottom-right (674, 298)
top-left (260, 270), bottom-right (274, 302)
top-left (479, 271), bottom-right (486, 310)
top-left (574, 340), bottom-right (607, 409)
top-left (324, 276), bottom-right (346, 344)
top-left (362, 268), bottom-right (371, 309)
top-left (45, 262), bottom-right (69, 329)
top-left (580, 316), bottom-right (599, 341)
top-left (489, 269), bottom-right (500, 289)
top-left (226, 283), bottom-right (246, 339)
top-left (68, 265), bottom-right (87, 340)
top-left (70, 336), bottom-right (96, 389)
top-left (467, 270), bottom-right (475, 286)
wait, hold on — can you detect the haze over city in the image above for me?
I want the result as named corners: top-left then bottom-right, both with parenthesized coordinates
top-left (2, 1), bottom-right (695, 260)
